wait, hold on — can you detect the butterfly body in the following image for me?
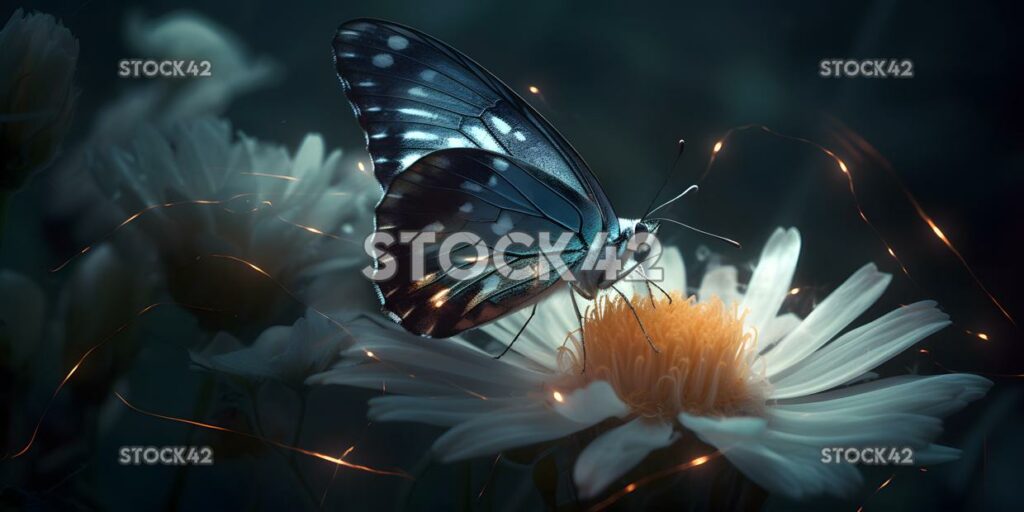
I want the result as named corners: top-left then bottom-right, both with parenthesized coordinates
top-left (333, 19), bottom-right (656, 337)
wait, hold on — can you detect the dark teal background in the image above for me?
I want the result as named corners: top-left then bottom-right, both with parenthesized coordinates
top-left (2, 1), bottom-right (1023, 510)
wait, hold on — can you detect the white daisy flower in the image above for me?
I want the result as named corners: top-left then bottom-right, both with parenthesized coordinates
top-left (88, 117), bottom-right (379, 333)
top-left (309, 227), bottom-right (990, 500)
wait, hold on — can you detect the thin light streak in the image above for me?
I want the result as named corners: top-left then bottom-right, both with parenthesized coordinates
top-left (201, 254), bottom-right (355, 339)
top-left (700, 123), bottom-right (1013, 329)
top-left (4, 302), bottom-right (224, 459)
top-left (477, 454), bottom-right (503, 500)
top-left (113, 393), bottom-right (408, 478)
top-left (275, 215), bottom-right (341, 240)
top-left (239, 171), bottom-right (299, 182)
top-left (49, 198), bottom-right (246, 272)
top-left (589, 452), bottom-right (719, 511)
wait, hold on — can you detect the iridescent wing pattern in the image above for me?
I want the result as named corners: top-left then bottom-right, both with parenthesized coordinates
top-left (373, 148), bottom-right (602, 337)
top-left (331, 18), bottom-right (616, 230)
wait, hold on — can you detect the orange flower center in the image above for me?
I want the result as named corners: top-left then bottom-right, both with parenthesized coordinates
top-left (558, 293), bottom-right (763, 420)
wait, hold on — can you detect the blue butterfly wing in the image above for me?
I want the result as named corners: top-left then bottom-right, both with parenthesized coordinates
top-left (332, 18), bottom-right (617, 231)
top-left (373, 148), bottom-right (600, 337)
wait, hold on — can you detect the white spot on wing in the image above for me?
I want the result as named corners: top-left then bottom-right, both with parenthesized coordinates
top-left (513, 131), bottom-right (527, 142)
top-left (408, 87), bottom-right (428, 98)
top-left (492, 158), bottom-right (509, 171)
top-left (459, 202), bottom-right (474, 213)
top-left (420, 69), bottom-right (438, 81)
top-left (423, 221), bottom-right (444, 232)
top-left (398, 108), bottom-right (438, 120)
top-left (445, 137), bottom-right (472, 148)
top-left (461, 181), bottom-right (483, 192)
top-left (490, 116), bottom-right (512, 134)
top-left (403, 130), bottom-right (438, 141)
top-left (464, 125), bottom-right (503, 152)
top-left (372, 54), bottom-right (394, 68)
top-left (492, 211), bottom-right (515, 236)
top-left (487, 176), bottom-right (498, 187)
top-left (387, 35), bottom-right (409, 50)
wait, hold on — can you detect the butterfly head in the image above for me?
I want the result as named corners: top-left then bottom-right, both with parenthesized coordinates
top-left (616, 217), bottom-right (660, 267)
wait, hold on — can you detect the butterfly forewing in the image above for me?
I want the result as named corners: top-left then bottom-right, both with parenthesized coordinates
top-left (332, 18), bottom-right (616, 231)
top-left (374, 148), bottom-right (600, 337)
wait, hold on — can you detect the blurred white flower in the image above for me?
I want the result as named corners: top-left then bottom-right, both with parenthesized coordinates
top-left (310, 227), bottom-right (990, 500)
top-left (47, 9), bottom-right (280, 234)
top-left (101, 10), bottom-right (281, 139)
top-left (88, 117), bottom-right (377, 333)
top-left (0, 9), bottom-right (78, 191)
top-left (191, 309), bottom-right (349, 386)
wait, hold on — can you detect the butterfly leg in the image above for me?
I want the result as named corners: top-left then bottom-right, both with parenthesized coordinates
top-left (493, 303), bottom-right (538, 359)
top-left (645, 278), bottom-right (673, 305)
top-left (611, 285), bottom-right (660, 353)
top-left (569, 288), bottom-right (587, 373)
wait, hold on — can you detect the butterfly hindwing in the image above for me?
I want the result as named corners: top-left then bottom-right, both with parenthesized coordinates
top-left (374, 148), bottom-right (601, 337)
top-left (332, 18), bottom-right (617, 232)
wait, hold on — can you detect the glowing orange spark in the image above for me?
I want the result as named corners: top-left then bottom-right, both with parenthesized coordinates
top-left (977, 332), bottom-right (990, 341)
top-left (712, 141), bottom-right (723, 154)
top-left (788, 287), bottom-right (800, 295)
top-left (528, 85), bottom-right (540, 94)
top-left (357, 161), bottom-right (367, 174)
top-left (877, 475), bottom-right (894, 490)
top-left (552, 391), bottom-right (564, 403)
top-left (589, 452), bottom-right (720, 511)
top-left (113, 392), bottom-right (409, 478)
top-left (365, 350), bottom-right (375, 358)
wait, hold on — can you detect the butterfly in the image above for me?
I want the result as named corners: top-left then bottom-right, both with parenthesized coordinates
top-left (332, 19), bottom-right (696, 346)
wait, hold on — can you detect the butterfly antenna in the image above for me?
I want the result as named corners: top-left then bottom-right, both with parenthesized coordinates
top-left (645, 184), bottom-right (699, 219)
top-left (640, 139), bottom-right (687, 220)
top-left (648, 217), bottom-right (742, 248)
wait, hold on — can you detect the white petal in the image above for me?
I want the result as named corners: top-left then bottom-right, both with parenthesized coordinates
top-left (757, 313), bottom-right (801, 353)
top-left (773, 374), bottom-right (992, 418)
top-left (763, 264), bottom-right (891, 374)
top-left (368, 395), bottom-right (527, 426)
top-left (574, 418), bottom-right (676, 499)
top-left (432, 403), bottom-right (577, 461)
top-left (770, 301), bottom-right (950, 399)
top-left (432, 381), bottom-right (626, 461)
top-left (307, 320), bottom-right (549, 398)
top-left (698, 265), bottom-right (741, 304)
top-left (679, 412), bottom-right (862, 499)
top-left (740, 228), bottom-right (801, 336)
top-left (478, 292), bottom-right (576, 370)
top-left (553, 380), bottom-right (629, 423)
